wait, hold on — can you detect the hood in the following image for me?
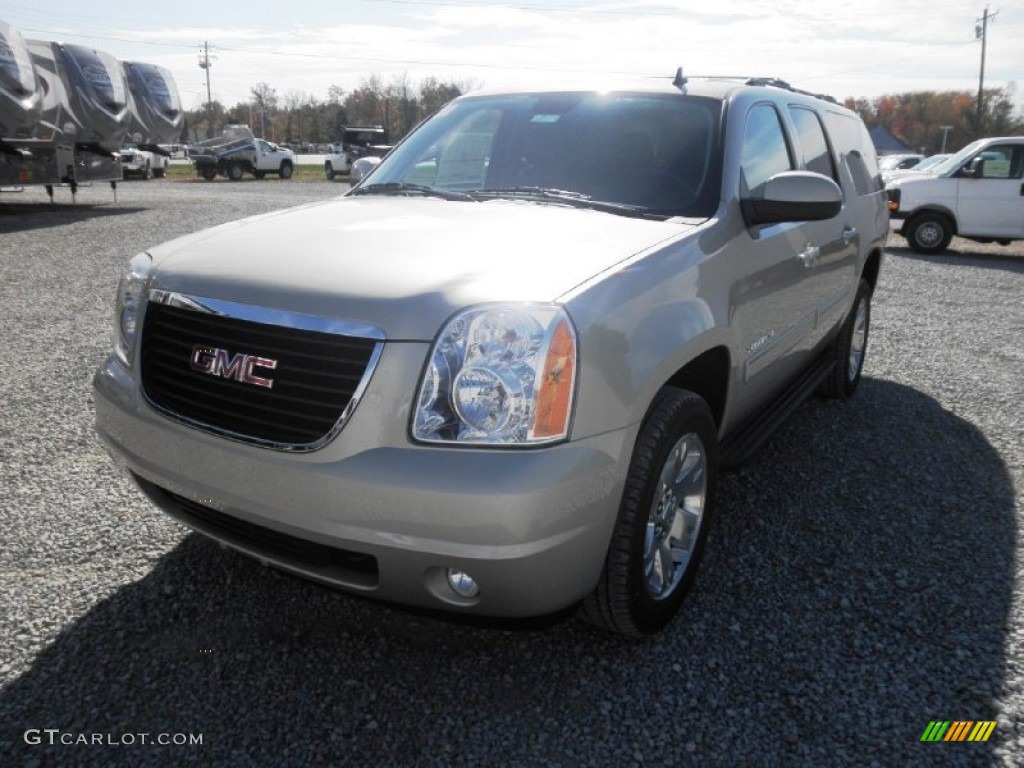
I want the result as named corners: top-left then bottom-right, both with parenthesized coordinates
top-left (148, 196), bottom-right (692, 340)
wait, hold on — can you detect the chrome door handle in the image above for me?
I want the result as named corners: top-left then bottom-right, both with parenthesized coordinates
top-left (798, 244), bottom-right (820, 268)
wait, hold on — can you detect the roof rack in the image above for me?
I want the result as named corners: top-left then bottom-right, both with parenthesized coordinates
top-left (661, 70), bottom-right (839, 104)
top-left (744, 77), bottom-right (838, 104)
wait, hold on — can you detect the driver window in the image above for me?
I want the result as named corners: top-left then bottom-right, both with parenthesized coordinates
top-left (741, 104), bottom-right (793, 196)
top-left (973, 146), bottom-right (1022, 179)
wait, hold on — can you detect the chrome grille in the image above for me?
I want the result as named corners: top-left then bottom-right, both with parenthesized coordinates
top-left (139, 293), bottom-right (382, 450)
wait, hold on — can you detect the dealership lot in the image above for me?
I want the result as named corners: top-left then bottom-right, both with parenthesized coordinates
top-left (2, 179), bottom-right (1022, 765)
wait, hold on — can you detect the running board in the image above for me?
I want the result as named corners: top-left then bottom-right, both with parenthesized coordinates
top-left (719, 353), bottom-right (835, 469)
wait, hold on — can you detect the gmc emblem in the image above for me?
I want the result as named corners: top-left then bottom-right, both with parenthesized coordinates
top-left (190, 345), bottom-right (278, 389)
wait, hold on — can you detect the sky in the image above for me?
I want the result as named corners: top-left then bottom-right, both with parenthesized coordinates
top-left (2, 0), bottom-right (1022, 113)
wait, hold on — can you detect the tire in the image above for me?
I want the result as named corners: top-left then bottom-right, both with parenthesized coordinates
top-left (227, 162), bottom-right (244, 182)
top-left (905, 212), bottom-right (953, 254)
top-left (820, 279), bottom-right (871, 399)
top-left (200, 166), bottom-right (217, 181)
top-left (582, 388), bottom-right (718, 637)
top-left (142, 163), bottom-right (153, 181)
top-left (279, 161), bottom-right (293, 180)
top-left (325, 162), bottom-right (335, 181)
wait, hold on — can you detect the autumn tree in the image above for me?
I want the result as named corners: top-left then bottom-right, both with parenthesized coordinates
top-left (847, 86), bottom-right (1023, 154)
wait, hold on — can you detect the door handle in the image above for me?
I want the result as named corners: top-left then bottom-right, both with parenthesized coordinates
top-left (798, 244), bottom-right (820, 268)
top-left (841, 226), bottom-right (857, 245)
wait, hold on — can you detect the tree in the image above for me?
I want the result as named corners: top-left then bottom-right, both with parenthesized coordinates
top-left (250, 81), bottom-right (279, 138)
top-left (183, 100), bottom-right (225, 142)
top-left (342, 74), bottom-right (387, 130)
top-left (846, 86), bottom-right (1023, 153)
top-left (283, 89), bottom-right (308, 143)
top-left (419, 77), bottom-right (464, 118)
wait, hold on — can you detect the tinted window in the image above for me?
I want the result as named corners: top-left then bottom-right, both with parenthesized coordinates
top-left (740, 104), bottom-right (793, 195)
top-left (788, 106), bottom-right (837, 180)
top-left (823, 111), bottom-right (882, 196)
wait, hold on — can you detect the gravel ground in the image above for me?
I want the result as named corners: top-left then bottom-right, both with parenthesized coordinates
top-left (1, 178), bottom-right (1022, 766)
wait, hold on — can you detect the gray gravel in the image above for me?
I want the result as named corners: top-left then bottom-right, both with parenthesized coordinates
top-left (1, 177), bottom-right (1022, 766)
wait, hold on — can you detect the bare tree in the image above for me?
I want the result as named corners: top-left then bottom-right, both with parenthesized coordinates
top-left (250, 81), bottom-right (279, 137)
top-left (283, 89), bottom-right (307, 143)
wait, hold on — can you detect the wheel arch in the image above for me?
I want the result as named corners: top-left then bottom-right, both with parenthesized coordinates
top-left (901, 205), bottom-right (958, 236)
top-left (861, 248), bottom-right (883, 292)
top-left (661, 346), bottom-right (731, 429)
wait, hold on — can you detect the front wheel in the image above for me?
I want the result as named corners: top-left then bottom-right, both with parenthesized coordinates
top-left (324, 162), bottom-right (335, 181)
top-left (820, 279), bottom-right (871, 399)
top-left (279, 161), bottom-right (293, 180)
top-left (582, 388), bottom-right (718, 637)
top-left (905, 212), bottom-right (953, 254)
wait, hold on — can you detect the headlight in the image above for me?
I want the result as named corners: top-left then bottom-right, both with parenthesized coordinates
top-left (413, 304), bottom-right (577, 446)
top-left (113, 252), bottom-right (152, 367)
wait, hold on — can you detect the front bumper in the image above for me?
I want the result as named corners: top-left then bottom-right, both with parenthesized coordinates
top-left (93, 346), bottom-right (636, 617)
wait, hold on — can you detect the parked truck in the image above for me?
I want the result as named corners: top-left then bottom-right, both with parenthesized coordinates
top-left (187, 125), bottom-right (295, 181)
top-left (324, 125), bottom-right (391, 180)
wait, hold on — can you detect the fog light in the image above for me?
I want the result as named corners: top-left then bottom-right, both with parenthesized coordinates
top-left (446, 568), bottom-right (480, 598)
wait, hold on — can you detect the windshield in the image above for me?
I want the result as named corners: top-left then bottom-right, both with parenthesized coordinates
top-left (930, 140), bottom-right (987, 177)
top-left (910, 154), bottom-right (949, 172)
top-left (359, 91), bottom-right (722, 219)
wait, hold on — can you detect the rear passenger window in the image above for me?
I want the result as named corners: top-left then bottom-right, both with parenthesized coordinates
top-left (824, 112), bottom-right (882, 196)
top-left (788, 106), bottom-right (837, 181)
top-left (740, 104), bottom-right (792, 195)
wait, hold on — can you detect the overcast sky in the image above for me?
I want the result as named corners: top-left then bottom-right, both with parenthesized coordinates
top-left (2, 0), bottom-right (1022, 112)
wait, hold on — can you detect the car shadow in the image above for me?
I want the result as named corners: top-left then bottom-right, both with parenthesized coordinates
top-left (1, 379), bottom-right (1014, 765)
top-left (0, 203), bottom-right (147, 234)
top-left (886, 241), bottom-right (1024, 274)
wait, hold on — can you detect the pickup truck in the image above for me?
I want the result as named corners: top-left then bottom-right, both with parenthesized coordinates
top-left (324, 126), bottom-right (391, 180)
top-left (119, 145), bottom-right (169, 180)
top-left (188, 125), bottom-right (295, 181)
top-left (886, 136), bottom-right (1024, 253)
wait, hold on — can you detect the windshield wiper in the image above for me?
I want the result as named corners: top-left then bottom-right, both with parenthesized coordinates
top-left (350, 182), bottom-right (474, 201)
top-left (467, 187), bottom-right (663, 219)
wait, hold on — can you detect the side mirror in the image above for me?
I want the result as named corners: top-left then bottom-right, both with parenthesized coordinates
top-left (741, 171), bottom-right (842, 227)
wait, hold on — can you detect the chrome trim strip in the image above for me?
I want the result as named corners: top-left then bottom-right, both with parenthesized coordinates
top-left (148, 290), bottom-right (386, 341)
top-left (744, 311), bottom-right (815, 382)
top-left (141, 291), bottom-right (386, 453)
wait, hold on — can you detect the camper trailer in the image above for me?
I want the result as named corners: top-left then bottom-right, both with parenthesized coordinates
top-left (119, 60), bottom-right (183, 179)
top-left (0, 19), bottom-right (41, 141)
top-left (0, 21), bottom-right (128, 198)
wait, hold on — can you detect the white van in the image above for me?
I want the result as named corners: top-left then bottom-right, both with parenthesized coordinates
top-left (886, 136), bottom-right (1024, 253)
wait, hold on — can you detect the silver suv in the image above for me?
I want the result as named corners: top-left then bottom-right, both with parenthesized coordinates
top-left (94, 74), bottom-right (887, 636)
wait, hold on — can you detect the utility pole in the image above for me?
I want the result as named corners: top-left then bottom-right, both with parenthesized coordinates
top-left (974, 7), bottom-right (998, 132)
top-left (198, 42), bottom-right (216, 135)
top-left (940, 125), bottom-right (953, 153)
